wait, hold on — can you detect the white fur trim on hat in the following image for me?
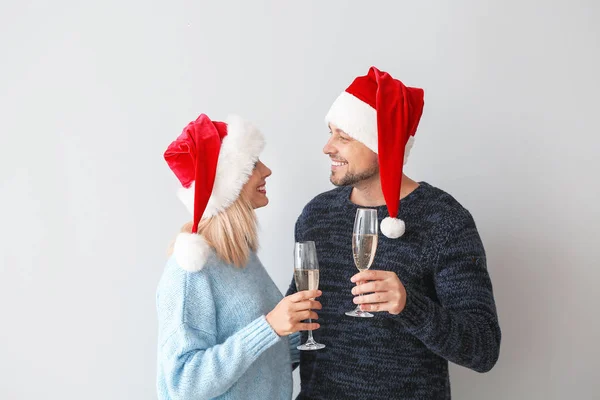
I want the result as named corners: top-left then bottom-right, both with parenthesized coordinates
top-left (173, 232), bottom-right (212, 271)
top-left (380, 217), bottom-right (406, 239)
top-left (326, 91), bottom-right (378, 153)
top-left (177, 114), bottom-right (265, 218)
top-left (325, 92), bottom-right (415, 164)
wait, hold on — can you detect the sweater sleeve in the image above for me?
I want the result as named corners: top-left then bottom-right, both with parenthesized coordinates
top-left (394, 214), bottom-right (502, 373)
top-left (160, 315), bottom-right (281, 399)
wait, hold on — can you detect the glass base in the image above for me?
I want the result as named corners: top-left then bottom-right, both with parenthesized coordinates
top-left (345, 307), bottom-right (374, 318)
top-left (298, 339), bottom-right (326, 351)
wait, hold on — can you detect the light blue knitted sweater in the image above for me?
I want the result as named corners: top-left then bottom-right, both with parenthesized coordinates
top-left (156, 251), bottom-right (300, 399)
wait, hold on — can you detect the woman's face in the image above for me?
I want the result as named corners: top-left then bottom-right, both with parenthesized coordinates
top-left (242, 160), bottom-right (272, 209)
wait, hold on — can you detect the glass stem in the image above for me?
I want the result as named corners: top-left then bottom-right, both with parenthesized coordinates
top-left (307, 301), bottom-right (315, 342)
top-left (307, 319), bottom-right (315, 343)
top-left (357, 281), bottom-right (364, 311)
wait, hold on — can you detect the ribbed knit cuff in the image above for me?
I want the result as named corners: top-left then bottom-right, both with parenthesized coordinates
top-left (395, 286), bottom-right (434, 332)
top-left (240, 315), bottom-right (281, 360)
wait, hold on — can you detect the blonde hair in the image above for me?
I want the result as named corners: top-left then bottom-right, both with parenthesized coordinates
top-left (168, 192), bottom-right (258, 267)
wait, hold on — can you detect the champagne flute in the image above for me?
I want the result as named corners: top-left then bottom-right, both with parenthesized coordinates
top-left (346, 208), bottom-right (378, 318)
top-left (294, 241), bottom-right (325, 351)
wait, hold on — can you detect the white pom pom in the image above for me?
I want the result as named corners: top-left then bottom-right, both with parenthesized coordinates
top-left (380, 217), bottom-right (406, 239)
top-left (173, 232), bottom-right (211, 271)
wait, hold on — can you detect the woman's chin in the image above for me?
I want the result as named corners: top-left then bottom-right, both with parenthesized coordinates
top-left (252, 196), bottom-right (269, 210)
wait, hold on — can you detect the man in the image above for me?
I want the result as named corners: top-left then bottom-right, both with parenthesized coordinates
top-left (287, 66), bottom-right (501, 399)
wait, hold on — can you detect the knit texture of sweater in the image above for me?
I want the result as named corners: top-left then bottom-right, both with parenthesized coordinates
top-left (157, 252), bottom-right (300, 400)
top-left (287, 182), bottom-right (501, 400)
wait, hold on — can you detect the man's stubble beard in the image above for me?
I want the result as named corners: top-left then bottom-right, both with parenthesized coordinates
top-left (330, 164), bottom-right (379, 187)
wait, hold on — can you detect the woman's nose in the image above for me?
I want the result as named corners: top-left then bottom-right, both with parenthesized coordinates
top-left (260, 162), bottom-right (272, 178)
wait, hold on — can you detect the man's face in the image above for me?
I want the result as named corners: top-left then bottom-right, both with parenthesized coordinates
top-left (323, 123), bottom-right (379, 187)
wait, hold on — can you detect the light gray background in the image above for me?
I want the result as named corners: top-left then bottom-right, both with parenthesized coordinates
top-left (1, 0), bottom-right (599, 399)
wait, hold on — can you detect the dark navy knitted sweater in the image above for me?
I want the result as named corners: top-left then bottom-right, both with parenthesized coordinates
top-left (286, 182), bottom-right (501, 400)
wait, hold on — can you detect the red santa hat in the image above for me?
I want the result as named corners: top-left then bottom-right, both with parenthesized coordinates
top-left (164, 113), bottom-right (265, 271)
top-left (325, 66), bottom-right (424, 239)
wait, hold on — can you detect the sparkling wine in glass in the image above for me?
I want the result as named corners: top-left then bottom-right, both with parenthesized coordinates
top-left (294, 241), bottom-right (325, 350)
top-left (346, 208), bottom-right (378, 318)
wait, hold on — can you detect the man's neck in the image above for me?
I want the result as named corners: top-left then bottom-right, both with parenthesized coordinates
top-left (349, 175), bottom-right (420, 207)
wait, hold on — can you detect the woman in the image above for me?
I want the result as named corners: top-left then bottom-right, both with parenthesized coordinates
top-left (156, 113), bottom-right (321, 400)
